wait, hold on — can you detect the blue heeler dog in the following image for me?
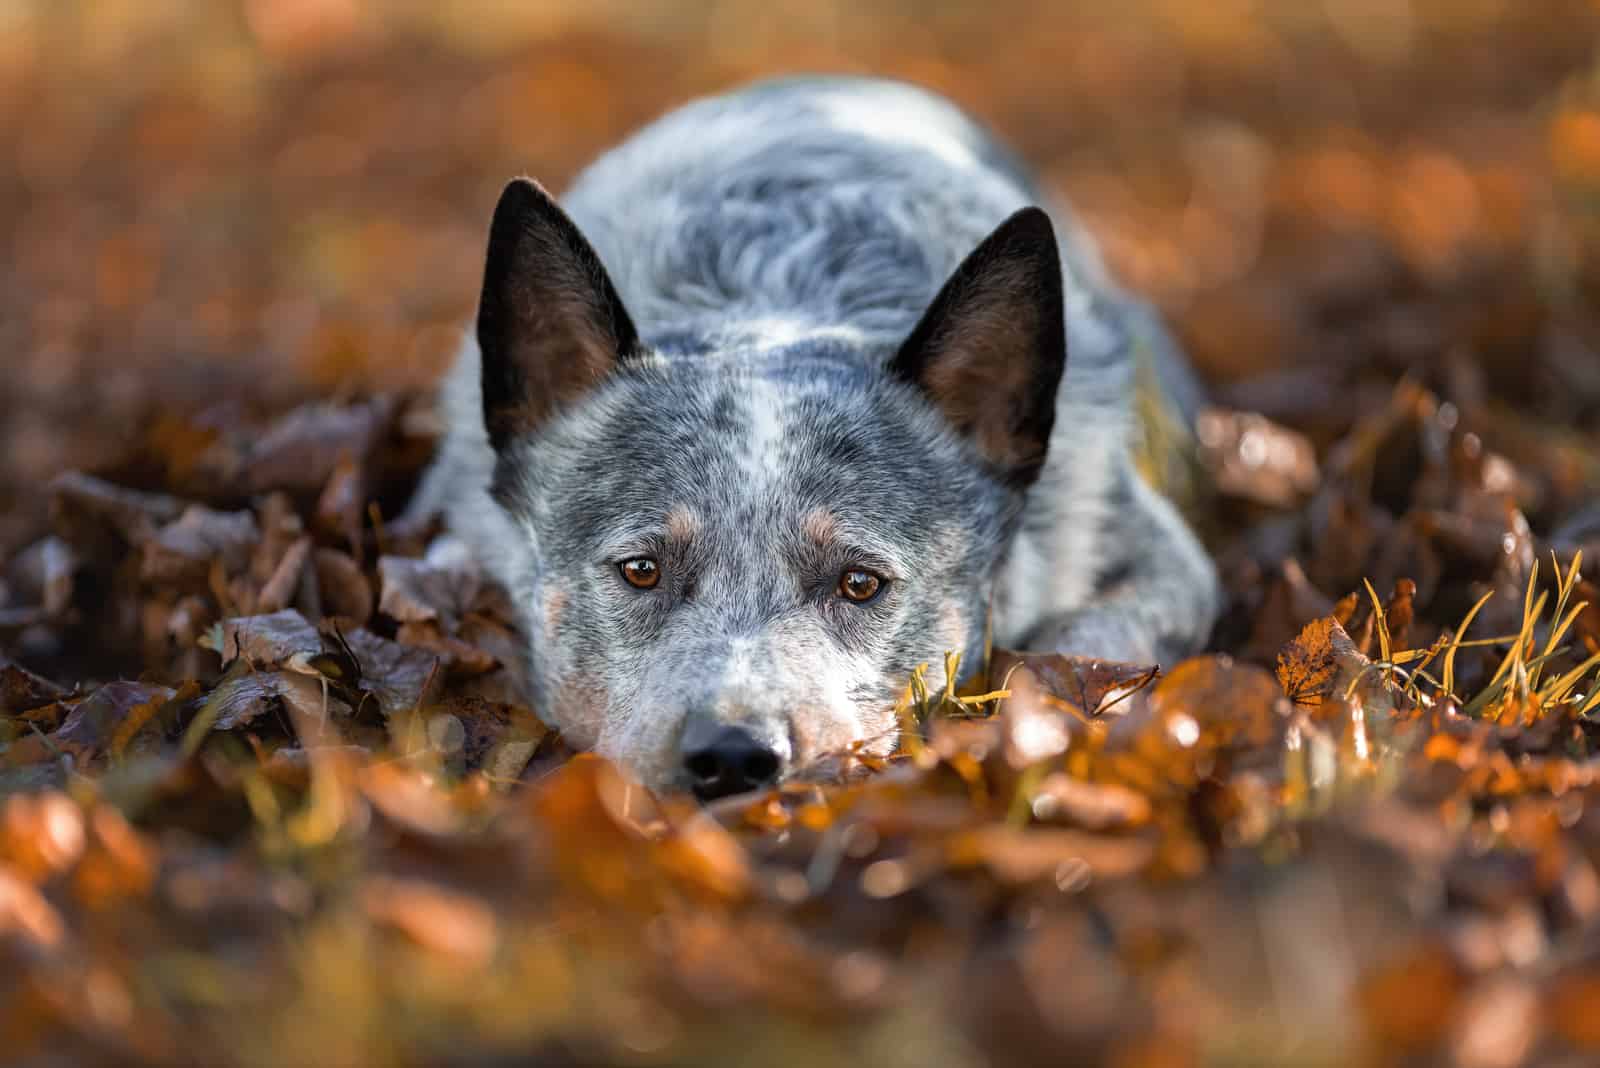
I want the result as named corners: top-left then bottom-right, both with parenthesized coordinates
top-left (412, 77), bottom-right (1219, 799)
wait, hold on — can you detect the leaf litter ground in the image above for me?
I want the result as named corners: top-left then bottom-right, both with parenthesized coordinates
top-left (5, 5), bottom-right (1600, 1066)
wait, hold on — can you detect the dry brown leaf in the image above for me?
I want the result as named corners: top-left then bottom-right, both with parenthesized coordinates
top-left (0, 866), bottom-right (65, 949)
top-left (72, 804), bottom-right (156, 908)
top-left (362, 875), bottom-right (499, 968)
top-left (141, 505), bottom-right (259, 588)
top-left (312, 548), bottom-right (373, 624)
top-left (50, 681), bottom-right (176, 768)
top-left (377, 538), bottom-right (483, 629)
top-left (0, 793), bottom-right (84, 881)
top-left (204, 668), bottom-right (350, 733)
top-left (1356, 942), bottom-right (1464, 1055)
top-left (242, 401), bottom-right (391, 496)
top-left (1027, 772), bottom-right (1153, 831)
top-left (949, 825), bottom-right (1154, 884)
top-left (1196, 406), bottom-right (1321, 508)
top-left (255, 535), bottom-right (313, 614)
top-left (343, 628), bottom-right (442, 717)
top-left (1151, 656), bottom-right (1285, 745)
top-left (1276, 616), bottom-right (1364, 706)
top-left (49, 471), bottom-right (183, 550)
top-left (0, 660), bottom-right (65, 715)
top-left (4, 537), bottom-right (77, 618)
top-left (991, 649), bottom-right (1159, 718)
top-left (218, 610), bottom-right (322, 667)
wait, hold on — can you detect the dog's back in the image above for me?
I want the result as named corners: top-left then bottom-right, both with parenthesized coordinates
top-left (567, 79), bottom-right (1075, 340)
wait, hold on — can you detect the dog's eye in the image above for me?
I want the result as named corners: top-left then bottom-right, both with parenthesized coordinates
top-left (837, 568), bottom-right (884, 603)
top-left (620, 558), bottom-right (660, 589)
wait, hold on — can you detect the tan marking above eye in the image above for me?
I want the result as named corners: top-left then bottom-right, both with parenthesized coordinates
top-left (801, 507), bottom-right (840, 545)
top-left (664, 504), bottom-right (699, 542)
top-left (838, 568), bottom-right (883, 603)
top-left (620, 558), bottom-right (660, 589)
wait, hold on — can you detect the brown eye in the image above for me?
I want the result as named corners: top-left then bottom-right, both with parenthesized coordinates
top-left (838, 568), bottom-right (883, 603)
top-left (620, 558), bottom-right (660, 589)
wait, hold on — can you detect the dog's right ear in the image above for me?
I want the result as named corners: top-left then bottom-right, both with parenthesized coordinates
top-left (477, 178), bottom-right (640, 452)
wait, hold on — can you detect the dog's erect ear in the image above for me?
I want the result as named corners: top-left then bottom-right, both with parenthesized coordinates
top-left (477, 178), bottom-right (640, 452)
top-left (889, 207), bottom-right (1066, 487)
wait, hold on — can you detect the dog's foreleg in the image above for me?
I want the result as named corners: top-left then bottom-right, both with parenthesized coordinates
top-left (1026, 460), bottom-right (1219, 667)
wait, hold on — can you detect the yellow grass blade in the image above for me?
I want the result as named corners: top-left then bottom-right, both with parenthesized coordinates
top-left (1364, 578), bottom-right (1392, 667)
top-left (1442, 589), bottom-right (1496, 701)
top-left (1536, 649), bottom-right (1600, 706)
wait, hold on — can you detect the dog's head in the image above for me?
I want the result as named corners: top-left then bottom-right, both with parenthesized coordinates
top-left (476, 179), bottom-right (1065, 796)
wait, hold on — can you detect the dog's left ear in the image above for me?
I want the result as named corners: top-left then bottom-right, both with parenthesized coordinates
top-left (889, 207), bottom-right (1066, 488)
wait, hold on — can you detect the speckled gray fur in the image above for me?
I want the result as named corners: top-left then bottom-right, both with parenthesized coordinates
top-left (411, 76), bottom-right (1219, 790)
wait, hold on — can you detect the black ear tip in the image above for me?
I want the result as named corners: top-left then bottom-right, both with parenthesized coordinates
top-left (997, 206), bottom-right (1059, 254)
top-left (501, 174), bottom-right (546, 198)
top-left (496, 176), bottom-right (532, 205)
top-left (490, 177), bottom-right (557, 227)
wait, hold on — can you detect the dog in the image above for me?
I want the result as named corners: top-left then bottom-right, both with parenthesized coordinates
top-left (410, 76), bottom-right (1219, 798)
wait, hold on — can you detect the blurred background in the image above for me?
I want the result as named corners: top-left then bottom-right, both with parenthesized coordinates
top-left (7, 8), bottom-right (1600, 1064)
top-left (3, 0), bottom-right (1600, 554)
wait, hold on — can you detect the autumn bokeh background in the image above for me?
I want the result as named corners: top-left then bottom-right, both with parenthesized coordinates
top-left (5, 0), bottom-right (1600, 556)
top-left (9, 6), bottom-right (1600, 1066)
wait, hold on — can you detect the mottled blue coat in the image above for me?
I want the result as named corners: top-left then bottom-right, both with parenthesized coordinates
top-left (413, 77), bottom-right (1218, 792)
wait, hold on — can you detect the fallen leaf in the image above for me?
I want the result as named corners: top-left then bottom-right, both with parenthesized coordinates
top-left (1027, 772), bottom-right (1153, 831)
top-left (72, 804), bottom-right (155, 908)
top-left (140, 505), bottom-right (259, 588)
top-left (312, 548), bottom-right (373, 624)
top-left (255, 535), bottom-right (313, 614)
top-left (1356, 942), bottom-right (1463, 1055)
top-left (4, 537), bottom-right (77, 618)
top-left (1276, 617), bottom-right (1364, 706)
top-left (49, 471), bottom-right (183, 551)
top-left (344, 629), bottom-right (441, 718)
top-left (378, 537), bottom-right (483, 629)
top-left (0, 867), bottom-right (65, 949)
top-left (217, 610), bottom-right (322, 666)
top-left (362, 875), bottom-right (499, 967)
top-left (242, 400), bottom-right (391, 496)
top-left (0, 660), bottom-right (65, 715)
top-left (50, 682), bottom-right (176, 768)
top-left (1197, 405), bottom-right (1321, 508)
top-left (991, 650), bottom-right (1159, 718)
top-left (0, 792), bottom-right (84, 881)
top-left (948, 825), bottom-right (1155, 884)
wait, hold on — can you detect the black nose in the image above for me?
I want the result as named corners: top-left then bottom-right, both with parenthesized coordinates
top-left (683, 726), bottom-right (781, 801)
